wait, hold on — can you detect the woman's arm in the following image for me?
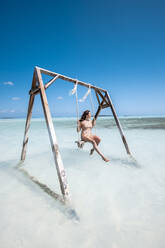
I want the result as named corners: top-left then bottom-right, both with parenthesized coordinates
top-left (77, 120), bottom-right (81, 132)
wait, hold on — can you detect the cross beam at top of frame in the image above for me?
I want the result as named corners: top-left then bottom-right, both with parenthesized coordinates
top-left (30, 66), bottom-right (107, 95)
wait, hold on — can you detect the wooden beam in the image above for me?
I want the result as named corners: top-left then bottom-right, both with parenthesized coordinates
top-left (29, 75), bottom-right (59, 95)
top-left (36, 66), bottom-right (107, 94)
top-left (36, 68), bottom-right (70, 202)
top-left (29, 87), bottom-right (39, 95)
top-left (21, 70), bottom-right (36, 161)
top-left (106, 92), bottom-right (131, 155)
top-left (94, 98), bottom-right (106, 120)
top-left (94, 105), bottom-right (102, 120)
top-left (21, 94), bottom-right (35, 161)
top-left (102, 103), bottom-right (110, 109)
top-left (96, 90), bottom-right (109, 106)
top-left (45, 74), bottom-right (59, 89)
top-left (95, 90), bottom-right (101, 105)
top-left (93, 90), bottom-right (110, 120)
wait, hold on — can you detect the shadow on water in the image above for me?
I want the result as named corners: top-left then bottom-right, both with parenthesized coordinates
top-left (61, 148), bottom-right (91, 167)
top-left (60, 147), bottom-right (141, 169)
top-left (110, 155), bottom-right (141, 169)
top-left (0, 149), bottom-right (140, 222)
top-left (0, 160), bottom-right (79, 222)
top-left (16, 161), bottom-right (80, 222)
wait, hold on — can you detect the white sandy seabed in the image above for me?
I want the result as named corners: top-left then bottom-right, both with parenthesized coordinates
top-left (0, 118), bottom-right (165, 248)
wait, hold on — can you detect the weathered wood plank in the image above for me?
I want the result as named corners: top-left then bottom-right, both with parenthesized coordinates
top-left (21, 70), bottom-right (36, 161)
top-left (106, 92), bottom-right (131, 155)
top-left (29, 75), bottom-right (59, 95)
top-left (102, 103), bottom-right (110, 109)
top-left (94, 97), bottom-right (106, 120)
top-left (96, 90), bottom-right (109, 106)
top-left (36, 68), bottom-right (70, 202)
top-left (95, 90), bottom-right (101, 105)
top-left (45, 74), bottom-right (59, 89)
top-left (93, 90), bottom-right (110, 121)
top-left (36, 66), bottom-right (107, 93)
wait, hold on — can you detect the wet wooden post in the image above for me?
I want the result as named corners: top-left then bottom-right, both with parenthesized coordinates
top-left (21, 70), bottom-right (36, 161)
top-left (106, 91), bottom-right (131, 155)
top-left (36, 67), bottom-right (70, 202)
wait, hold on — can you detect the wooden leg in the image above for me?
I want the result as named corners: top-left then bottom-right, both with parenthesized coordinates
top-left (21, 94), bottom-right (35, 161)
top-left (36, 68), bottom-right (70, 202)
top-left (106, 92), bottom-right (131, 155)
top-left (94, 91), bottom-right (105, 121)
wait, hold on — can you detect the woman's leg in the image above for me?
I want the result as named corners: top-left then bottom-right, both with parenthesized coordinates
top-left (90, 135), bottom-right (101, 155)
top-left (82, 136), bottom-right (109, 162)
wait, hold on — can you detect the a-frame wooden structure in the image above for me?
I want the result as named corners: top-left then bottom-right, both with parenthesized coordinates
top-left (21, 66), bottom-right (131, 203)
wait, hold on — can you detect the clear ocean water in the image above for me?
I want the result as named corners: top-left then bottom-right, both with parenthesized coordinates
top-left (0, 117), bottom-right (165, 248)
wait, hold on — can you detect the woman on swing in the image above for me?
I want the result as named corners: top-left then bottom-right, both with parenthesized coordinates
top-left (77, 110), bottom-right (110, 162)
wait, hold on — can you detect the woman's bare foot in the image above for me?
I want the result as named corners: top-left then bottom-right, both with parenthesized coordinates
top-left (102, 157), bottom-right (110, 162)
top-left (90, 148), bottom-right (94, 155)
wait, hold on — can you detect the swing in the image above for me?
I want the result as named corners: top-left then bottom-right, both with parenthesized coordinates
top-left (71, 81), bottom-right (96, 149)
top-left (21, 66), bottom-right (132, 206)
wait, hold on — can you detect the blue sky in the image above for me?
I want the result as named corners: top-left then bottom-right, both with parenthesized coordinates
top-left (0, 0), bottom-right (165, 118)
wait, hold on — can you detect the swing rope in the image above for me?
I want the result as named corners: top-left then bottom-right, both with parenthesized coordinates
top-left (75, 80), bottom-right (80, 142)
top-left (71, 81), bottom-right (96, 148)
top-left (89, 85), bottom-right (96, 134)
top-left (70, 80), bottom-right (83, 148)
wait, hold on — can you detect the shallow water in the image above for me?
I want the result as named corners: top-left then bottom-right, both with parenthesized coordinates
top-left (0, 117), bottom-right (165, 248)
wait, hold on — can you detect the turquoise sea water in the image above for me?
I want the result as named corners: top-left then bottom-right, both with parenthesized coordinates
top-left (0, 117), bottom-right (165, 248)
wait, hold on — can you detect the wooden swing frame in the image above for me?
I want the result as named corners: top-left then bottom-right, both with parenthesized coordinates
top-left (21, 66), bottom-right (131, 203)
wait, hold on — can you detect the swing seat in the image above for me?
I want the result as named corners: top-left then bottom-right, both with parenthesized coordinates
top-left (75, 140), bottom-right (85, 149)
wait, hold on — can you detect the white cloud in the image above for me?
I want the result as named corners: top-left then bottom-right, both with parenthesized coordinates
top-left (0, 109), bottom-right (8, 113)
top-left (57, 96), bottom-right (63, 100)
top-left (3, 81), bottom-right (14, 86)
top-left (12, 97), bottom-right (20, 101)
top-left (0, 109), bottom-right (15, 113)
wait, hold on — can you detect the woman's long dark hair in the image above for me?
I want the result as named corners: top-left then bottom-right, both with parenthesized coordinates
top-left (79, 110), bottom-right (90, 122)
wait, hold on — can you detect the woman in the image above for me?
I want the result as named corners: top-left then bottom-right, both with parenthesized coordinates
top-left (77, 110), bottom-right (109, 162)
